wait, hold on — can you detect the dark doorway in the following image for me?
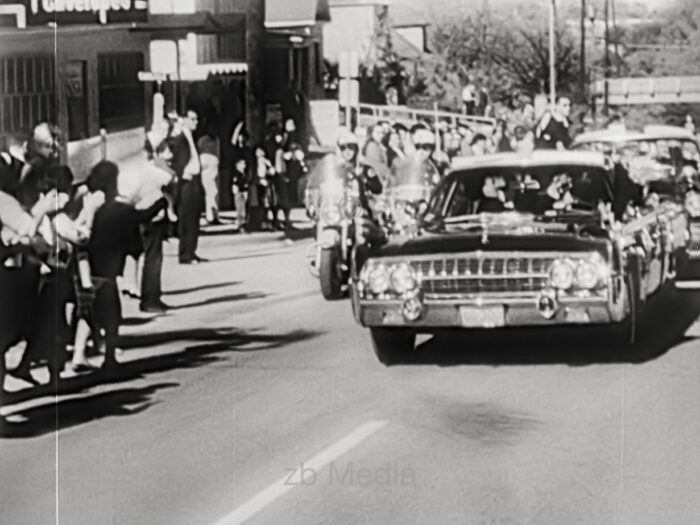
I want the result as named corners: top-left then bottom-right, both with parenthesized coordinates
top-left (65, 61), bottom-right (88, 140)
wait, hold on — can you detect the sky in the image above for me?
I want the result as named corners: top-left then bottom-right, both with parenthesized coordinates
top-left (390, 0), bottom-right (675, 18)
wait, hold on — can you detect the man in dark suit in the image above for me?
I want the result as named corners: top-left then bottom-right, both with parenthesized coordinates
top-left (170, 110), bottom-right (207, 265)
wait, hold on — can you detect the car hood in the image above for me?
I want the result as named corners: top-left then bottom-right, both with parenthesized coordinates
top-left (375, 213), bottom-right (611, 257)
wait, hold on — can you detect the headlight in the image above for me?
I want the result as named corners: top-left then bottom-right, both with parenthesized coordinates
top-left (320, 203), bottom-right (341, 225)
top-left (549, 259), bottom-right (574, 290)
top-left (390, 262), bottom-right (418, 294)
top-left (367, 263), bottom-right (391, 295)
top-left (575, 260), bottom-right (601, 289)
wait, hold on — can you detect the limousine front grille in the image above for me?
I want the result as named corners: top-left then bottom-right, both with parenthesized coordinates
top-left (409, 254), bottom-right (555, 296)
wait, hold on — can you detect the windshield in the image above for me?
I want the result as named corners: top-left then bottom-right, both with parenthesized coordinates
top-left (426, 165), bottom-right (613, 220)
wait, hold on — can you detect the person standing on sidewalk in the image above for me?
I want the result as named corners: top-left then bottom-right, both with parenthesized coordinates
top-left (198, 132), bottom-right (221, 225)
top-left (86, 161), bottom-right (167, 371)
top-left (138, 122), bottom-right (177, 313)
top-left (232, 157), bottom-right (250, 231)
top-left (171, 110), bottom-right (207, 265)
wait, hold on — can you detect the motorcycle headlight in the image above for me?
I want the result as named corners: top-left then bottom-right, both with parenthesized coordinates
top-left (549, 259), bottom-right (574, 290)
top-left (390, 262), bottom-right (418, 295)
top-left (367, 262), bottom-right (391, 295)
top-left (575, 260), bottom-right (601, 289)
top-left (320, 203), bottom-right (341, 225)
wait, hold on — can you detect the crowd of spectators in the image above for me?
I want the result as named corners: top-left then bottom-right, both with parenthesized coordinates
top-left (0, 122), bottom-right (173, 390)
top-left (0, 93), bottom-right (577, 395)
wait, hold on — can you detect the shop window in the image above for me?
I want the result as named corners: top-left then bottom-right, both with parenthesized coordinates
top-left (98, 53), bottom-right (146, 132)
top-left (197, 33), bottom-right (246, 64)
top-left (0, 55), bottom-right (55, 148)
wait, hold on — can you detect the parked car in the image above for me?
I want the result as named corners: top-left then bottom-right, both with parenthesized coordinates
top-left (573, 125), bottom-right (700, 265)
top-left (351, 151), bottom-right (691, 364)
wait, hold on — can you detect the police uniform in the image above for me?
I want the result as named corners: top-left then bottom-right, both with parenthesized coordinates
top-left (534, 112), bottom-right (572, 150)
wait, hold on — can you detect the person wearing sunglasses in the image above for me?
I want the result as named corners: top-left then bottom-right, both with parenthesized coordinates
top-left (534, 95), bottom-right (573, 151)
top-left (390, 128), bottom-right (441, 189)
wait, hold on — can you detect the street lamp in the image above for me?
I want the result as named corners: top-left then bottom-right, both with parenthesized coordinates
top-left (548, 0), bottom-right (556, 109)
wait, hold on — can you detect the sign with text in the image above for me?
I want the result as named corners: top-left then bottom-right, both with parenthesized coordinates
top-left (0, 0), bottom-right (149, 26)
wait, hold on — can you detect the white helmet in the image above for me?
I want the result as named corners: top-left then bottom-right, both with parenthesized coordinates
top-left (337, 128), bottom-right (359, 148)
top-left (412, 128), bottom-right (436, 146)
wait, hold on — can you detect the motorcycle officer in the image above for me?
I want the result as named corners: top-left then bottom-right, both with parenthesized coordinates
top-left (305, 129), bottom-right (383, 222)
top-left (389, 127), bottom-right (442, 190)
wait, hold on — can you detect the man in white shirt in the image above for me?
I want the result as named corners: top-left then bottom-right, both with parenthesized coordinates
top-left (119, 127), bottom-right (176, 312)
top-left (462, 81), bottom-right (476, 116)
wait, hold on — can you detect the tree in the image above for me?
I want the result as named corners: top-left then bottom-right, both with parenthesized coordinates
top-left (407, 4), bottom-right (581, 111)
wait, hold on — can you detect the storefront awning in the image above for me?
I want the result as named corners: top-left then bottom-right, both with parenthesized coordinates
top-left (138, 62), bottom-right (248, 82)
top-left (132, 12), bottom-right (245, 37)
top-left (265, 0), bottom-right (330, 28)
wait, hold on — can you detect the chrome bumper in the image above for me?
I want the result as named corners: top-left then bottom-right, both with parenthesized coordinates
top-left (356, 292), bottom-right (614, 329)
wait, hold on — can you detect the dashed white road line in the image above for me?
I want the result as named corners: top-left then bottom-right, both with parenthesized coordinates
top-left (213, 420), bottom-right (389, 525)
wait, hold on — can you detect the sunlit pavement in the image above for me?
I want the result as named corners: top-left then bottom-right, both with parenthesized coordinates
top-left (3, 224), bottom-right (700, 525)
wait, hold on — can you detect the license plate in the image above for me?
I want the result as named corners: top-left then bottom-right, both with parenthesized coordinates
top-left (459, 306), bottom-right (505, 328)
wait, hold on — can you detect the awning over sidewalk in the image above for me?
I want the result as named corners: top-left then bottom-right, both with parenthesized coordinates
top-left (265, 0), bottom-right (330, 28)
top-left (132, 12), bottom-right (245, 37)
top-left (138, 62), bottom-right (247, 82)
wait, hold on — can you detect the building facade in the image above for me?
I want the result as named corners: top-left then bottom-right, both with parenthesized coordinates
top-left (0, 0), bottom-right (330, 178)
top-left (0, 0), bottom-right (151, 162)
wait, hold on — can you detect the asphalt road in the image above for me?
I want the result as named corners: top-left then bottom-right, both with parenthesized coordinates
top-left (3, 228), bottom-right (700, 525)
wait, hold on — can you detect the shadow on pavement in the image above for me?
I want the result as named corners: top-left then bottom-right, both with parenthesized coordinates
top-left (401, 288), bottom-right (700, 367)
top-left (118, 326), bottom-right (320, 354)
top-left (0, 382), bottom-right (179, 439)
top-left (169, 292), bottom-right (267, 310)
top-left (207, 248), bottom-right (297, 264)
top-left (121, 317), bottom-right (156, 327)
top-left (284, 227), bottom-right (314, 242)
top-left (1, 328), bottom-right (322, 435)
top-left (164, 281), bottom-right (241, 296)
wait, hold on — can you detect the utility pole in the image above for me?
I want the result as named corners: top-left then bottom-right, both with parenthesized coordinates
top-left (604, 0), bottom-right (610, 115)
top-left (246, 0), bottom-right (266, 145)
top-left (580, 0), bottom-right (586, 102)
top-left (548, 0), bottom-right (556, 109)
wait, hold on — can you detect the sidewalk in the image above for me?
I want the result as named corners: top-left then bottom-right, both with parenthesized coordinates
top-left (2, 229), bottom-right (318, 412)
top-left (1, 153), bottom-right (317, 407)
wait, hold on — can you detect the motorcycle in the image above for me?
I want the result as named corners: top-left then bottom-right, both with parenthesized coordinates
top-left (305, 163), bottom-right (364, 300)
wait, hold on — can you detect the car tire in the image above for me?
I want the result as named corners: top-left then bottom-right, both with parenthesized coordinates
top-left (612, 273), bottom-right (639, 356)
top-left (320, 246), bottom-right (343, 300)
top-left (370, 328), bottom-right (416, 366)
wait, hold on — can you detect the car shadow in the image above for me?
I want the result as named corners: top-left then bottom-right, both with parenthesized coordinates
top-left (400, 288), bottom-right (700, 367)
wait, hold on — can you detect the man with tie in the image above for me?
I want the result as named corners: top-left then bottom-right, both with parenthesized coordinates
top-left (171, 110), bottom-right (207, 265)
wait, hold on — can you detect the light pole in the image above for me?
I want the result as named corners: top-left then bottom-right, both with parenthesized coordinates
top-left (548, 0), bottom-right (556, 109)
top-left (580, 0), bottom-right (586, 102)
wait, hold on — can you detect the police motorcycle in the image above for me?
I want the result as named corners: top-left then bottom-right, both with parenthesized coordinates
top-left (385, 129), bottom-right (442, 237)
top-left (305, 131), bottom-right (382, 300)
